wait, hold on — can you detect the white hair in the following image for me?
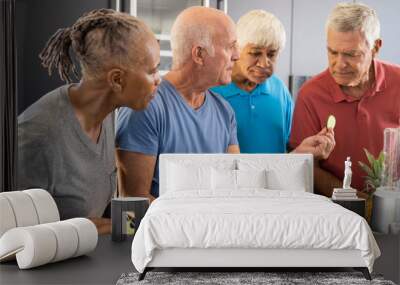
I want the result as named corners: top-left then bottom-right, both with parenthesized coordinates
top-left (326, 2), bottom-right (380, 48)
top-left (236, 10), bottom-right (286, 51)
top-left (170, 13), bottom-right (215, 68)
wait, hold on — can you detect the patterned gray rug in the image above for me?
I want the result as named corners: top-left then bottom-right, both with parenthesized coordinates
top-left (116, 271), bottom-right (396, 285)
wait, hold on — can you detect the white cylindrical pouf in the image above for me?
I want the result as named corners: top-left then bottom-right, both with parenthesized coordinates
top-left (0, 196), bottom-right (17, 237)
top-left (23, 189), bottom-right (60, 224)
top-left (66, 218), bottom-right (98, 257)
top-left (42, 221), bottom-right (79, 262)
top-left (0, 218), bottom-right (97, 269)
top-left (0, 226), bottom-right (57, 269)
top-left (0, 192), bottom-right (39, 227)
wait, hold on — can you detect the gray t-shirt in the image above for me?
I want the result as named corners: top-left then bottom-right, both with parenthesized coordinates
top-left (17, 85), bottom-right (116, 219)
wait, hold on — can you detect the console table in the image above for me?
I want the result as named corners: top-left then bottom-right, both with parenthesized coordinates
top-left (1, 233), bottom-right (398, 284)
top-left (0, 235), bottom-right (133, 284)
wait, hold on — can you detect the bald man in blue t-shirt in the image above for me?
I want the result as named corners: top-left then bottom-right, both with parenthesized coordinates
top-left (116, 7), bottom-right (335, 201)
top-left (116, 8), bottom-right (240, 200)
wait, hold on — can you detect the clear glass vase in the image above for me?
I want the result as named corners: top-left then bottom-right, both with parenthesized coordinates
top-left (381, 128), bottom-right (400, 191)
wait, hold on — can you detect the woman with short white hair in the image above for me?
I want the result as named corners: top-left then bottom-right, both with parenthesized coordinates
top-left (211, 10), bottom-right (292, 153)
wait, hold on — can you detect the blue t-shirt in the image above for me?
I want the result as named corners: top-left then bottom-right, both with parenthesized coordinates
top-left (116, 79), bottom-right (238, 197)
top-left (211, 75), bottom-right (293, 153)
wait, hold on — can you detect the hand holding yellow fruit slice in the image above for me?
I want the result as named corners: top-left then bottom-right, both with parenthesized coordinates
top-left (327, 115), bottom-right (336, 130)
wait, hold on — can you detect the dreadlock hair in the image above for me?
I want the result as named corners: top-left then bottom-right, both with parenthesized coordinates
top-left (39, 9), bottom-right (151, 83)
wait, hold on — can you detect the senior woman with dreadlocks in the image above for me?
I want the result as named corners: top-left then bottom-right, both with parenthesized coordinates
top-left (17, 9), bottom-right (160, 233)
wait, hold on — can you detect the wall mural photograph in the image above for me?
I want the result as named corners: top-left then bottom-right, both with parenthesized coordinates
top-left (0, 0), bottom-right (399, 284)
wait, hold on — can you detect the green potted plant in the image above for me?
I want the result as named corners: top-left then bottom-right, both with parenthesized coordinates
top-left (358, 148), bottom-right (384, 223)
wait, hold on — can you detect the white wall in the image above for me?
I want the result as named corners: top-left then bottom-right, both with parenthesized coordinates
top-left (228, 0), bottom-right (400, 87)
top-left (291, 0), bottom-right (340, 77)
top-left (360, 0), bottom-right (400, 63)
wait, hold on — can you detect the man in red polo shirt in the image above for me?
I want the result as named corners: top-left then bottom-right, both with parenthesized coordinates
top-left (290, 2), bottom-right (400, 197)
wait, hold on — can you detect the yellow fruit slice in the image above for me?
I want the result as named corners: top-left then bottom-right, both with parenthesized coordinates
top-left (327, 115), bottom-right (336, 129)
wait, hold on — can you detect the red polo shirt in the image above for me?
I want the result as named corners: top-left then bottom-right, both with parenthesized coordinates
top-left (290, 59), bottom-right (400, 192)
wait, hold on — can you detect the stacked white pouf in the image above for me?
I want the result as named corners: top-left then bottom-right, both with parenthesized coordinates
top-left (0, 189), bottom-right (98, 269)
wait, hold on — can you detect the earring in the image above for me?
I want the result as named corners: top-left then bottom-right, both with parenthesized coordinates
top-left (114, 85), bottom-right (122, 93)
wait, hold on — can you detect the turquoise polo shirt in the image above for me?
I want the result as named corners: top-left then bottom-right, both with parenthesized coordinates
top-left (211, 75), bottom-right (293, 153)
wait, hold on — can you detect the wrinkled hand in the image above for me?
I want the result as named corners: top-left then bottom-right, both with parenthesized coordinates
top-left (294, 127), bottom-right (335, 159)
top-left (88, 217), bottom-right (111, 235)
